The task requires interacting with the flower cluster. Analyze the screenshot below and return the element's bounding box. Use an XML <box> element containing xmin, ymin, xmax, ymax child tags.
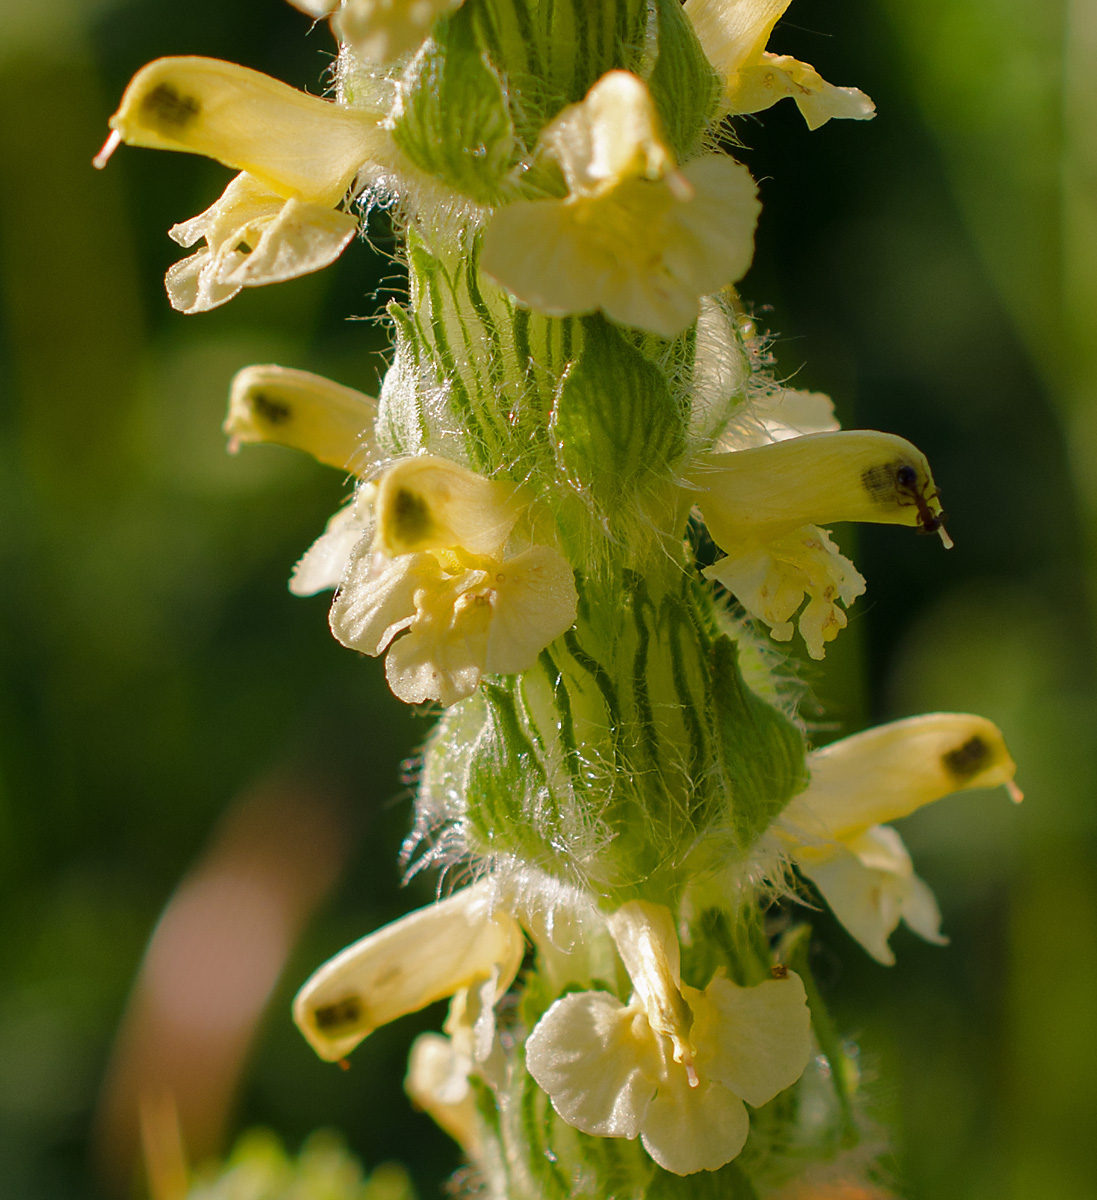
<box><xmin>101</xmin><ymin>0</ymin><xmax>1021</xmax><ymax>1194</ymax></box>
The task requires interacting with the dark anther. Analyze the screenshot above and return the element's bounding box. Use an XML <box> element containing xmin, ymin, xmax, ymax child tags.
<box><xmin>942</xmin><ymin>735</ymin><xmax>990</xmax><ymax>780</ymax></box>
<box><xmin>140</xmin><ymin>83</ymin><xmax>201</xmax><ymax>131</ymax></box>
<box><xmin>251</xmin><ymin>392</ymin><xmax>292</xmax><ymax>425</ymax></box>
<box><xmin>313</xmin><ymin>995</ymin><xmax>363</xmax><ymax>1030</ymax></box>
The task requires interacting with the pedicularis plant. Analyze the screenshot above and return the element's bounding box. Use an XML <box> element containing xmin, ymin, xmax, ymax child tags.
<box><xmin>97</xmin><ymin>2</ymin><xmax>1022</xmax><ymax>1196</ymax></box>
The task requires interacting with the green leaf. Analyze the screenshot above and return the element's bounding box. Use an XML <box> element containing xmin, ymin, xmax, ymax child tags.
<box><xmin>645</xmin><ymin>0</ymin><xmax>721</xmax><ymax>159</ymax></box>
<box><xmin>711</xmin><ymin>634</ymin><xmax>807</xmax><ymax>847</ymax></box>
<box><xmin>553</xmin><ymin>315</ymin><xmax>687</xmax><ymax>515</ymax></box>
<box><xmin>392</xmin><ymin>3</ymin><xmax>514</xmax><ymax>205</ymax></box>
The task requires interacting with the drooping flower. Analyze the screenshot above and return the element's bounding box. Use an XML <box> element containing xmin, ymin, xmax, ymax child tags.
<box><xmin>690</xmin><ymin>429</ymin><xmax>950</xmax><ymax>658</ymax></box>
<box><xmin>405</xmin><ymin>976</ymin><xmax>499</xmax><ymax>1156</ymax></box>
<box><xmin>225</xmin><ymin>364</ymin><xmax>377</xmax><ymax>471</ymax></box>
<box><xmin>330</xmin><ymin>455</ymin><xmax>578</xmax><ymax>706</ymax></box>
<box><xmin>773</xmin><ymin>714</ymin><xmax>1021</xmax><ymax>963</ymax></box>
<box><xmin>525</xmin><ymin>901</ymin><xmax>812</xmax><ymax>1175</ymax></box>
<box><xmin>95</xmin><ymin>57</ymin><xmax>389</xmax><ymax>309</ymax></box>
<box><xmin>224</xmin><ymin>363</ymin><xmax>379</xmax><ymax>594</ymax></box>
<box><xmin>683</xmin><ymin>0</ymin><xmax>876</xmax><ymax>128</ymax></box>
<box><xmin>481</xmin><ymin>71</ymin><xmax>760</xmax><ymax>339</ymax></box>
<box><xmin>293</xmin><ymin>880</ymin><xmax>525</xmax><ymax>1062</ymax></box>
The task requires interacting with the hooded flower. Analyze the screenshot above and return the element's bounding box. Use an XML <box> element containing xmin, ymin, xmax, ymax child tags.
<box><xmin>331</xmin><ymin>455</ymin><xmax>579</xmax><ymax>705</ymax></box>
<box><xmin>525</xmin><ymin>901</ymin><xmax>811</xmax><ymax>1175</ymax></box>
<box><xmin>224</xmin><ymin>363</ymin><xmax>378</xmax><ymax>593</ymax></box>
<box><xmin>95</xmin><ymin>57</ymin><xmax>389</xmax><ymax>309</ymax></box>
<box><xmin>293</xmin><ymin>880</ymin><xmax>525</xmax><ymax>1061</ymax></box>
<box><xmin>481</xmin><ymin>71</ymin><xmax>760</xmax><ymax>339</ymax></box>
<box><xmin>683</xmin><ymin>0</ymin><xmax>875</xmax><ymax>128</ymax></box>
<box><xmin>774</xmin><ymin>714</ymin><xmax>1021</xmax><ymax>963</ymax></box>
<box><xmin>690</xmin><ymin>429</ymin><xmax>950</xmax><ymax>658</ymax></box>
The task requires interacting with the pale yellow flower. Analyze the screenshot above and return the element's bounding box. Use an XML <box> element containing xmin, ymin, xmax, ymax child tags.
<box><xmin>331</xmin><ymin>456</ymin><xmax>578</xmax><ymax>706</ymax></box>
<box><xmin>405</xmin><ymin>978</ymin><xmax>499</xmax><ymax>1155</ymax></box>
<box><xmin>95</xmin><ymin>57</ymin><xmax>389</xmax><ymax>308</ymax></box>
<box><xmin>683</xmin><ymin>0</ymin><xmax>875</xmax><ymax>128</ymax></box>
<box><xmin>525</xmin><ymin>901</ymin><xmax>811</xmax><ymax>1175</ymax></box>
<box><xmin>481</xmin><ymin>71</ymin><xmax>760</xmax><ymax>339</ymax></box>
<box><xmin>225</xmin><ymin>364</ymin><xmax>377</xmax><ymax>471</ymax></box>
<box><xmin>294</xmin><ymin>880</ymin><xmax>525</xmax><ymax>1061</ymax></box>
<box><xmin>223</xmin><ymin>365</ymin><xmax>378</xmax><ymax>593</ymax></box>
<box><xmin>692</xmin><ymin>429</ymin><xmax>950</xmax><ymax>657</ymax></box>
<box><xmin>775</xmin><ymin>714</ymin><xmax>1021</xmax><ymax>963</ymax></box>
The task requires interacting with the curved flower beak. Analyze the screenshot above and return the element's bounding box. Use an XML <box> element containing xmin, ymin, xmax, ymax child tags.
<box><xmin>693</xmin><ymin>430</ymin><xmax>950</xmax><ymax>545</ymax></box>
<box><xmin>226</xmin><ymin>365</ymin><xmax>377</xmax><ymax>473</ymax></box>
<box><xmin>293</xmin><ymin>881</ymin><xmax>525</xmax><ymax>1061</ymax></box>
<box><xmin>94</xmin><ymin>56</ymin><xmax>382</xmax><ymax>207</ymax></box>
<box><xmin>776</xmin><ymin>713</ymin><xmax>1020</xmax><ymax>962</ymax></box>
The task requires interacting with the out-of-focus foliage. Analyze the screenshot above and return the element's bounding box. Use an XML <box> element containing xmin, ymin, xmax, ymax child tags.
<box><xmin>187</xmin><ymin>1130</ymin><xmax>413</xmax><ymax>1200</ymax></box>
<box><xmin>0</xmin><ymin>1</ymin><xmax>1094</xmax><ymax>1199</ymax></box>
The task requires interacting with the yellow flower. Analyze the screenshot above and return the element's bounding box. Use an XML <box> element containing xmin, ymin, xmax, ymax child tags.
<box><xmin>223</xmin><ymin>364</ymin><xmax>378</xmax><ymax>593</ymax></box>
<box><xmin>225</xmin><ymin>364</ymin><xmax>377</xmax><ymax>471</ymax></box>
<box><xmin>683</xmin><ymin>0</ymin><xmax>875</xmax><ymax>128</ymax></box>
<box><xmin>775</xmin><ymin>714</ymin><xmax>1021</xmax><ymax>963</ymax></box>
<box><xmin>525</xmin><ymin>901</ymin><xmax>811</xmax><ymax>1175</ymax></box>
<box><xmin>95</xmin><ymin>57</ymin><xmax>389</xmax><ymax>308</ymax></box>
<box><xmin>164</xmin><ymin>174</ymin><xmax>359</xmax><ymax>313</ymax></box>
<box><xmin>480</xmin><ymin>71</ymin><xmax>760</xmax><ymax>339</ymax></box>
<box><xmin>405</xmin><ymin>979</ymin><xmax>499</xmax><ymax>1156</ymax></box>
<box><xmin>331</xmin><ymin>456</ymin><xmax>578</xmax><ymax>706</ymax></box>
<box><xmin>293</xmin><ymin>880</ymin><xmax>525</xmax><ymax>1062</ymax></box>
<box><xmin>691</xmin><ymin>429</ymin><xmax>950</xmax><ymax>658</ymax></box>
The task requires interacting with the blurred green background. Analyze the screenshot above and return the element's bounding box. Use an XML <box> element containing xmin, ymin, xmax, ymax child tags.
<box><xmin>1</xmin><ymin>1</ymin><xmax>1094</xmax><ymax>1197</ymax></box>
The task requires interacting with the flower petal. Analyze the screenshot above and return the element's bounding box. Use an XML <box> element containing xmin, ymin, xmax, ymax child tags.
<box><xmin>640</xmin><ymin>1057</ymin><xmax>750</xmax><ymax>1175</ymax></box>
<box><xmin>605</xmin><ymin>902</ymin><xmax>696</xmax><ymax>1068</ymax></box>
<box><xmin>684</xmin><ymin>0</ymin><xmax>791</xmax><ymax>81</ymax></box>
<box><xmin>732</xmin><ymin>54</ymin><xmax>875</xmax><ymax>129</ymax></box>
<box><xmin>383</xmin><ymin>586</ymin><xmax>491</xmax><ymax>706</ymax></box>
<box><xmin>481</xmin><ymin>545</ymin><xmax>578</xmax><ymax>674</ymax></box>
<box><xmin>375</xmin><ymin>456</ymin><xmax>526</xmax><ymax>558</ymax></box>
<box><xmin>290</xmin><ymin>493</ymin><xmax>374</xmax><ymax>596</ymax></box>
<box><xmin>406</xmin><ymin>1031</ymin><xmax>481</xmax><ymax>1153</ymax></box>
<box><xmin>706</xmin><ymin>525</ymin><xmax>865</xmax><ymax>659</ymax></box>
<box><xmin>795</xmin><ymin>838</ymin><xmax>906</xmax><ymax>966</ymax></box>
<box><xmin>526</xmin><ymin>992</ymin><xmax>659</xmax><ymax>1139</ymax></box>
<box><xmin>330</xmin><ymin>547</ymin><xmax>439</xmax><ymax>655</ymax></box>
<box><xmin>293</xmin><ymin>881</ymin><xmax>524</xmax><ymax>1060</ymax></box>
<box><xmin>226</xmin><ymin>364</ymin><xmax>376</xmax><ymax>472</ymax></box>
<box><xmin>164</xmin><ymin>174</ymin><xmax>357</xmax><ymax>313</ymax></box>
<box><xmin>335</xmin><ymin>0</ymin><xmax>466</xmax><ymax>64</ymax></box>
<box><xmin>693</xmin><ymin>430</ymin><xmax>947</xmax><ymax>545</ymax></box>
<box><xmin>785</xmin><ymin>713</ymin><xmax>1019</xmax><ymax>843</ymax></box>
<box><xmin>541</xmin><ymin>70</ymin><xmax>673</xmax><ymax>195</ymax></box>
<box><xmin>689</xmin><ymin>973</ymin><xmax>812</xmax><ymax>1107</ymax></box>
<box><xmin>102</xmin><ymin>56</ymin><xmax>382</xmax><ymax>205</ymax></box>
